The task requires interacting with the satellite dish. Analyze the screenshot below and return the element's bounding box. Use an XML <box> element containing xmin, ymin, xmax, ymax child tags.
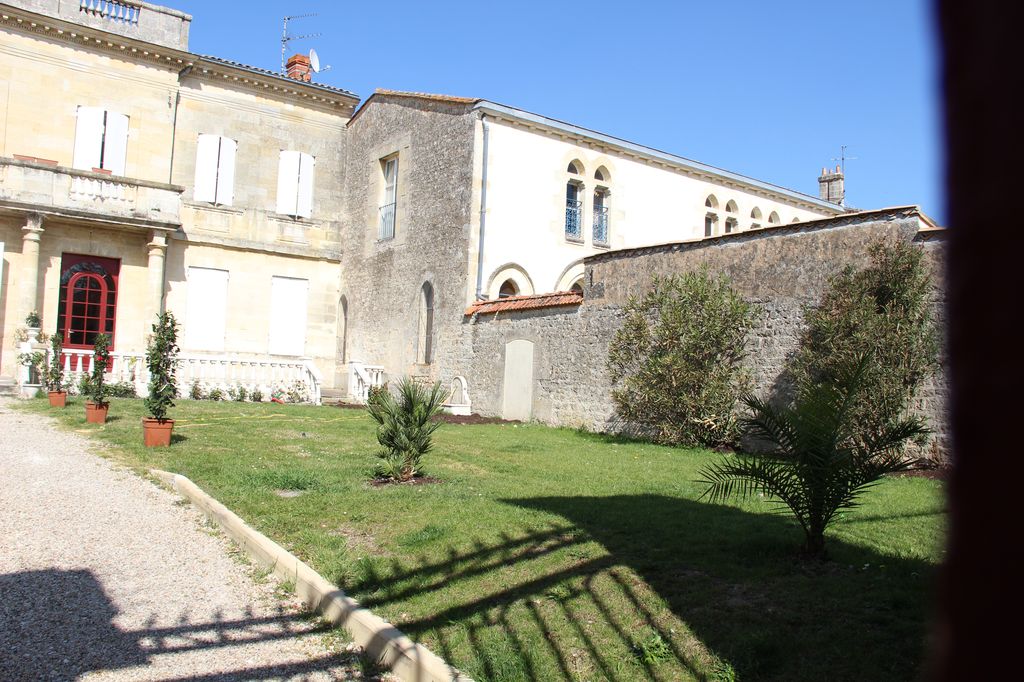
<box><xmin>309</xmin><ymin>48</ymin><xmax>320</xmax><ymax>73</ymax></box>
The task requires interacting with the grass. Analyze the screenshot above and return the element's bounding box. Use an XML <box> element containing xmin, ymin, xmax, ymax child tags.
<box><xmin>17</xmin><ymin>396</ymin><xmax>946</xmax><ymax>681</ymax></box>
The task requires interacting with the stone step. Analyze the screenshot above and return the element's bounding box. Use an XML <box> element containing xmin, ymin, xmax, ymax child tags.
<box><xmin>0</xmin><ymin>377</ymin><xmax>18</xmax><ymax>397</ymax></box>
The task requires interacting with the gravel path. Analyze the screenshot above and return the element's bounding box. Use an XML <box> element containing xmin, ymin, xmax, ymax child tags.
<box><xmin>0</xmin><ymin>398</ymin><xmax>369</xmax><ymax>681</ymax></box>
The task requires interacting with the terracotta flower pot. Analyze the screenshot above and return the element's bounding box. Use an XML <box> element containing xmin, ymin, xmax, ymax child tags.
<box><xmin>142</xmin><ymin>418</ymin><xmax>174</xmax><ymax>447</ymax></box>
<box><xmin>48</xmin><ymin>391</ymin><xmax>67</xmax><ymax>408</ymax></box>
<box><xmin>85</xmin><ymin>401</ymin><xmax>109</xmax><ymax>424</ymax></box>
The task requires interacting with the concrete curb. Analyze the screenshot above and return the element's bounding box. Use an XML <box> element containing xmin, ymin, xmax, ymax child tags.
<box><xmin>150</xmin><ymin>469</ymin><xmax>470</xmax><ymax>682</ymax></box>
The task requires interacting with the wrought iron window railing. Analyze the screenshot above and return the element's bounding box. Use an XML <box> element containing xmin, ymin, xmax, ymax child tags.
<box><xmin>593</xmin><ymin>205</ymin><xmax>609</xmax><ymax>246</ymax></box>
<box><xmin>378</xmin><ymin>202</ymin><xmax>396</xmax><ymax>240</ymax></box>
<box><xmin>565</xmin><ymin>200</ymin><xmax>583</xmax><ymax>241</ymax></box>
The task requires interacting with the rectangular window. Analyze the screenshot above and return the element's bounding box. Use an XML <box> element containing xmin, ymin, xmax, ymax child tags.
<box><xmin>268</xmin><ymin>276</ymin><xmax>308</xmax><ymax>356</ymax></box>
<box><xmin>276</xmin><ymin>150</ymin><xmax>315</xmax><ymax>218</ymax></box>
<box><xmin>73</xmin><ymin>106</ymin><xmax>129</xmax><ymax>175</ymax></box>
<box><xmin>193</xmin><ymin>134</ymin><xmax>237</xmax><ymax>205</ymax></box>
<box><xmin>184</xmin><ymin>267</ymin><xmax>228</xmax><ymax>352</ymax></box>
<box><xmin>378</xmin><ymin>156</ymin><xmax>398</xmax><ymax>240</ymax></box>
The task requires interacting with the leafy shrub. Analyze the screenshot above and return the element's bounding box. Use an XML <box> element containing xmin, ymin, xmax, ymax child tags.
<box><xmin>144</xmin><ymin>312</ymin><xmax>179</xmax><ymax>422</ymax></box>
<box><xmin>789</xmin><ymin>238</ymin><xmax>940</xmax><ymax>443</ymax></box>
<box><xmin>227</xmin><ymin>385</ymin><xmax>248</xmax><ymax>402</ymax></box>
<box><xmin>25</xmin><ymin>310</ymin><xmax>41</xmax><ymax>327</ymax></box>
<box><xmin>18</xmin><ymin>351</ymin><xmax>45</xmax><ymax>385</ymax></box>
<box><xmin>46</xmin><ymin>334</ymin><xmax>64</xmax><ymax>392</ymax></box>
<box><xmin>189</xmin><ymin>380</ymin><xmax>205</xmax><ymax>400</ymax></box>
<box><xmin>88</xmin><ymin>334</ymin><xmax>111</xmax><ymax>405</ymax></box>
<box><xmin>251</xmin><ymin>388</ymin><xmax>264</xmax><ymax>403</ymax></box>
<box><xmin>699</xmin><ymin>356</ymin><xmax>929</xmax><ymax>558</ymax></box>
<box><xmin>607</xmin><ymin>268</ymin><xmax>756</xmax><ymax>447</ymax></box>
<box><xmin>367</xmin><ymin>377</ymin><xmax>446</xmax><ymax>482</ymax></box>
<box><xmin>286</xmin><ymin>381</ymin><xmax>307</xmax><ymax>403</ymax></box>
<box><xmin>207</xmin><ymin>387</ymin><xmax>225</xmax><ymax>401</ymax></box>
<box><xmin>106</xmin><ymin>381</ymin><xmax>138</xmax><ymax>398</ymax></box>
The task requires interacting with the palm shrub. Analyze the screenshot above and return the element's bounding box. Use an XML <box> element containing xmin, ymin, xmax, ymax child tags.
<box><xmin>46</xmin><ymin>334</ymin><xmax>64</xmax><ymax>392</ymax></box>
<box><xmin>607</xmin><ymin>268</ymin><xmax>756</xmax><ymax>447</ymax></box>
<box><xmin>88</xmin><ymin>333</ymin><xmax>111</xmax><ymax>406</ymax></box>
<box><xmin>789</xmin><ymin>238</ymin><xmax>939</xmax><ymax>445</ymax></box>
<box><xmin>698</xmin><ymin>355</ymin><xmax>929</xmax><ymax>558</ymax></box>
<box><xmin>145</xmin><ymin>312</ymin><xmax>179</xmax><ymax>422</ymax></box>
<box><xmin>367</xmin><ymin>377</ymin><xmax>447</xmax><ymax>482</ymax></box>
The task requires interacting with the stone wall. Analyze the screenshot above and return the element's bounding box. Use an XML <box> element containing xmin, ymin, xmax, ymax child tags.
<box><xmin>443</xmin><ymin>208</ymin><xmax>949</xmax><ymax>460</ymax></box>
<box><xmin>341</xmin><ymin>95</ymin><xmax>478</xmax><ymax>385</ymax></box>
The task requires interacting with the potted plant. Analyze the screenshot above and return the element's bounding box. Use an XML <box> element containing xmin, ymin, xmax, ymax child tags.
<box><xmin>84</xmin><ymin>333</ymin><xmax>111</xmax><ymax>424</ymax></box>
<box><xmin>17</xmin><ymin>350</ymin><xmax>45</xmax><ymax>398</ymax></box>
<box><xmin>46</xmin><ymin>334</ymin><xmax>67</xmax><ymax>407</ymax></box>
<box><xmin>24</xmin><ymin>310</ymin><xmax>41</xmax><ymax>344</ymax></box>
<box><xmin>142</xmin><ymin>312</ymin><xmax>179</xmax><ymax>447</ymax></box>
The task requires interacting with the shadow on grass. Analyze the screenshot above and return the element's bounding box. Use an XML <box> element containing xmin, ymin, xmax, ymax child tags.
<box><xmin>170</xmin><ymin>433</ymin><xmax>188</xmax><ymax>445</ymax></box>
<box><xmin>349</xmin><ymin>496</ymin><xmax>936</xmax><ymax>681</ymax></box>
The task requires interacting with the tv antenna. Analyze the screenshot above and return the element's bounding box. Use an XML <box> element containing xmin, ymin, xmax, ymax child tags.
<box><xmin>830</xmin><ymin>145</ymin><xmax>858</xmax><ymax>206</ymax></box>
<box><xmin>281</xmin><ymin>13</ymin><xmax>320</xmax><ymax>73</ymax></box>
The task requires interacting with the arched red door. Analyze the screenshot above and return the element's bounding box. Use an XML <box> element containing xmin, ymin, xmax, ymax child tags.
<box><xmin>56</xmin><ymin>254</ymin><xmax>119</xmax><ymax>369</ymax></box>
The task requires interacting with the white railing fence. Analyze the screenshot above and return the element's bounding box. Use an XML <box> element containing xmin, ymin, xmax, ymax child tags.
<box><xmin>57</xmin><ymin>349</ymin><xmax>322</xmax><ymax>404</ymax></box>
<box><xmin>80</xmin><ymin>0</ymin><xmax>141</xmax><ymax>25</ymax></box>
<box><xmin>69</xmin><ymin>175</ymin><xmax>136</xmax><ymax>205</ymax></box>
<box><xmin>348</xmin><ymin>361</ymin><xmax>385</xmax><ymax>403</ymax></box>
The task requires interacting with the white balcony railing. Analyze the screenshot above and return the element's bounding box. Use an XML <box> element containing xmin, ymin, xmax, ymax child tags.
<box><xmin>348</xmin><ymin>361</ymin><xmax>385</xmax><ymax>403</ymax></box>
<box><xmin>70</xmin><ymin>175</ymin><xmax>134</xmax><ymax>205</ymax></box>
<box><xmin>79</xmin><ymin>0</ymin><xmax>141</xmax><ymax>25</ymax></box>
<box><xmin>57</xmin><ymin>349</ymin><xmax>322</xmax><ymax>404</ymax></box>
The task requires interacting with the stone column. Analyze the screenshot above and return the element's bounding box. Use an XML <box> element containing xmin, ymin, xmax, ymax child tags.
<box><xmin>146</xmin><ymin>230</ymin><xmax>168</xmax><ymax>325</ymax></box>
<box><xmin>19</xmin><ymin>213</ymin><xmax>44</xmax><ymax>323</ymax></box>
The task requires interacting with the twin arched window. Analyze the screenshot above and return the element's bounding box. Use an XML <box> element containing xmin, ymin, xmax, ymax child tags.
<box><xmin>565</xmin><ymin>161</ymin><xmax>611</xmax><ymax>246</ymax></box>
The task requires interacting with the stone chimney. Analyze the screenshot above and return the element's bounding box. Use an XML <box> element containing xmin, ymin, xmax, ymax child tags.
<box><xmin>286</xmin><ymin>53</ymin><xmax>312</xmax><ymax>82</ymax></box>
<box><xmin>818</xmin><ymin>165</ymin><xmax>844</xmax><ymax>205</ymax></box>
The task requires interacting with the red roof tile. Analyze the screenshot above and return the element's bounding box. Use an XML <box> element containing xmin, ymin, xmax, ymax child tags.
<box><xmin>465</xmin><ymin>291</ymin><xmax>583</xmax><ymax>316</ymax></box>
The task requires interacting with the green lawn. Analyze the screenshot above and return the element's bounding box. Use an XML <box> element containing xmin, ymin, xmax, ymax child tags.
<box><xmin>17</xmin><ymin>397</ymin><xmax>946</xmax><ymax>681</ymax></box>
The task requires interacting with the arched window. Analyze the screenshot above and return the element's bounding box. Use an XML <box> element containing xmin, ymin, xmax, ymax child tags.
<box><xmin>499</xmin><ymin>279</ymin><xmax>519</xmax><ymax>298</ymax></box>
<box><xmin>56</xmin><ymin>255</ymin><xmax>119</xmax><ymax>351</ymax></box>
<box><xmin>750</xmin><ymin>207</ymin><xmax>763</xmax><ymax>229</ymax></box>
<box><xmin>791</xmin><ymin>217</ymin><xmax>801</xmax><ymax>223</ymax></box>
<box><xmin>338</xmin><ymin>295</ymin><xmax>348</xmax><ymax>364</ymax></box>
<box><xmin>565</xmin><ymin>180</ymin><xmax>583</xmax><ymax>241</ymax></box>
<box><xmin>768</xmin><ymin>211</ymin><xmax>781</xmax><ymax>225</ymax></box>
<box><xmin>570</xmin><ymin>278</ymin><xmax>584</xmax><ymax>295</ymax></box>
<box><xmin>725</xmin><ymin>200</ymin><xmax>738</xmax><ymax>214</ymax></box>
<box><xmin>594</xmin><ymin>165</ymin><xmax>610</xmax><ymax>182</ymax></box>
<box><xmin>705</xmin><ymin>194</ymin><xmax>719</xmax><ymax>209</ymax></box>
<box><xmin>418</xmin><ymin>282</ymin><xmax>434</xmax><ymax>364</ymax></box>
<box><xmin>567</xmin><ymin>160</ymin><xmax>583</xmax><ymax>175</ymax></box>
<box><xmin>593</xmin><ymin>188</ymin><xmax>609</xmax><ymax>246</ymax></box>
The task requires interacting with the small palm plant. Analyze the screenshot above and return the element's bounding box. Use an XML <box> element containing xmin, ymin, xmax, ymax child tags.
<box><xmin>145</xmin><ymin>312</ymin><xmax>179</xmax><ymax>422</ymax></box>
<box><xmin>698</xmin><ymin>355</ymin><xmax>929</xmax><ymax>558</ymax></box>
<box><xmin>367</xmin><ymin>377</ymin><xmax>447</xmax><ymax>482</ymax></box>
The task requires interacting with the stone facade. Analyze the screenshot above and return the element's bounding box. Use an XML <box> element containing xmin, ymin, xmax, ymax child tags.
<box><xmin>339</xmin><ymin>96</ymin><xmax>478</xmax><ymax>383</ymax></box>
<box><xmin>442</xmin><ymin>208</ymin><xmax>949</xmax><ymax>460</ymax></box>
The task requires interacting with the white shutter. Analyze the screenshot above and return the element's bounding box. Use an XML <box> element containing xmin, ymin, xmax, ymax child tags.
<box><xmin>276</xmin><ymin>150</ymin><xmax>300</xmax><ymax>215</ymax></box>
<box><xmin>295</xmin><ymin>153</ymin><xmax>315</xmax><ymax>219</ymax></box>
<box><xmin>215</xmin><ymin>137</ymin><xmax>237</xmax><ymax>206</ymax></box>
<box><xmin>193</xmin><ymin>134</ymin><xmax>219</xmax><ymax>203</ymax></box>
<box><xmin>384</xmin><ymin>158</ymin><xmax>398</xmax><ymax>204</ymax></box>
<box><xmin>268</xmin><ymin>276</ymin><xmax>308</xmax><ymax>356</ymax></box>
<box><xmin>102</xmin><ymin>111</ymin><xmax>129</xmax><ymax>175</ymax></box>
<box><xmin>184</xmin><ymin>267</ymin><xmax>229</xmax><ymax>352</ymax></box>
<box><xmin>72</xmin><ymin>106</ymin><xmax>104</xmax><ymax>171</ymax></box>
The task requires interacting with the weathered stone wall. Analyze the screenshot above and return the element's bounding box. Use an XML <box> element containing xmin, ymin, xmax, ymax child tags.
<box><xmin>341</xmin><ymin>96</ymin><xmax>478</xmax><ymax>386</ymax></box>
<box><xmin>444</xmin><ymin>208</ymin><xmax>950</xmax><ymax>460</ymax></box>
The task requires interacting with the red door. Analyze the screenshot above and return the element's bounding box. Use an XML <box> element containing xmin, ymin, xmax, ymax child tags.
<box><xmin>56</xmin><ymin>254</ymin><xmax>120</xmax><ymax>370</ymax></box>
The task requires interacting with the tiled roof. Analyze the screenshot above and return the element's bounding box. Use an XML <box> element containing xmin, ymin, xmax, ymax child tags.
<box><xmin>465</xmin><ymin>291</ymin><xmax>584</xmax><ymax>316</ymax></box>
<box><xmin>198</xmin><ymin>55</ymin><xmax>360</xmax><ymax>100</ymax></box>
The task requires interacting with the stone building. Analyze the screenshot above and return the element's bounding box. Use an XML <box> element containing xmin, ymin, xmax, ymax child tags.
<box><xmin>0</xmin><ymin>0</ymin><xmax>944</xmax><ymax>448</ymax></box>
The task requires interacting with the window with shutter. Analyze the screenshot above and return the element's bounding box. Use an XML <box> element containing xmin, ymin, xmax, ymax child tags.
<box><xmin>194</xmin><ymin>135</ymin><xmax>237</xmax><ymax>206</ymax></box>
<box><xmin>184</xmin><ymin>267</ymin><xmax>229</xmax><ymax>352</ymax></box>
<box><xmin>276</xmin><ymin>150</ymin><xmax>315</xmax><ymax>218</ymax></box>
<box><xmin>73</xmin><ymin>107</ymin><xmax>129</xmax><ymax>174</ymax></box>
<box><xmin>268</xmin><ymin>276</ymin><xmax>308</xmax><ymax>356</ymax></box>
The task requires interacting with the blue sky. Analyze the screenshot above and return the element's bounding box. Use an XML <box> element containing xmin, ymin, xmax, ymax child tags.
<box><xmin>172</xmin><ymin>0</ymin><xmax>942</xmax><ymax>221</ymax></box>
